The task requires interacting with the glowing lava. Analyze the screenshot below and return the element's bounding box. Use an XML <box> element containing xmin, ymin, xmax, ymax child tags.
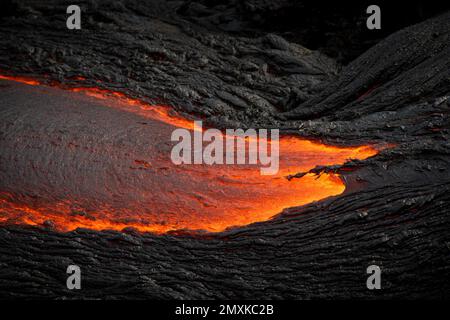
<box><xmin>0</xmin><ymin>75</ymin><xmax>378</xmax><ymax>233</ymax></box>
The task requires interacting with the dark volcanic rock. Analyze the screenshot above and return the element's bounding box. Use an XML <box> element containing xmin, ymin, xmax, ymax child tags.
<box><xmin>177</xmin><ymin>0</ymin><xmax>450</xmax><ymax>64</ymax></box>
<box><xmin>0</xmin><ymin>0</ymin><xmax>449</xmax><ymax>299</ymax></box>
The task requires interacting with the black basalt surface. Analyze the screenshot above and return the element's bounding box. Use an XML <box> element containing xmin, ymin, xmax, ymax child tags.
<box><xmin>0</xmin><ymin>0</ymin><xmax>449</xmax><ymax>299</ymax></box>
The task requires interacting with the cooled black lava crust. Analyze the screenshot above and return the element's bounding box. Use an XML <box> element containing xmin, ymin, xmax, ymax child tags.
<box><xmin>0</xmin><ymin>0</ymin><xmax>449</xmax><ymax>299</ymax></box>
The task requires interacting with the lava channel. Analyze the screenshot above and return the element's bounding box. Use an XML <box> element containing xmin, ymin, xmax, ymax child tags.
<box><xmin>0</xmin><ymin>75</ymin><xmax>378</xmax><ymax>234</ymax></box>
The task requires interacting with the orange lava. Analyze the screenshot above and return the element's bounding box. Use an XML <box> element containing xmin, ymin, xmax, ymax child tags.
<box><xmin>68</xmin><ymin>86</ymin><xmax>195</xmax><ymax>130</ymax></box>
<box><xmin>0</xmin><ymin>75</ymin><xmax>378</xmax><ymax>234</ymax></box>
<box><xmin>0</xmin><ymin>74</ymin><xmax>40</xmax><ymax>86</ymax></box>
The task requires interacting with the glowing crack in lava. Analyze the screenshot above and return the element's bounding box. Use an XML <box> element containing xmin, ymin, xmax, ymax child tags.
<box><xmin>0</xmin><ymin>75</ymin><xmax>378</xmax><ymax>233</ymax></box>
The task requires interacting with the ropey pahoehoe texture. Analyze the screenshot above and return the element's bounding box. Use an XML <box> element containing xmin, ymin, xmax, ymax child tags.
<box><xmin>0</xmin><ymin>0</ymin><xmax>449</xmax><ymax>299</ymax></box>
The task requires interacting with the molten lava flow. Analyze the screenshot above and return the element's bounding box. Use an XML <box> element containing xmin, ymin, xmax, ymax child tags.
<box><xmin>0</xmin><ymin>75</ymin><xmax>378</xmax><ymax>234</ymax></box>
<box><xmin>0</xmin><ymin>74</ymin><xmax>40</xmax><ymax>86</ymax></box>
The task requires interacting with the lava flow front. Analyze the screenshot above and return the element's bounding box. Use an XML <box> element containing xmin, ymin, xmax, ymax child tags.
<box><xmin>0</xmin><ymin>76</ymin><xmax>377</xmax><ymax>233</ymax></box>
